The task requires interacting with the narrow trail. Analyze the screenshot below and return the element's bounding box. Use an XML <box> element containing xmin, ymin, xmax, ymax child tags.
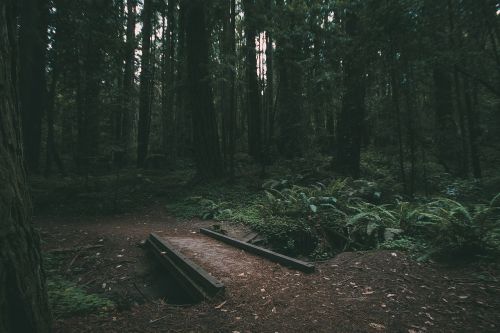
<box><xmin>38</xmin><ymin>209</ymin><xmax>500</xmax><ymax>333</ymax></box>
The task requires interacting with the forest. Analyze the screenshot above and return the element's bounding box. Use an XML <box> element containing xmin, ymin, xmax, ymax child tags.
<box><xmin>1</xmin><ymin>0</ymin><xmax>500</xmax><ymax>332</ymax></box>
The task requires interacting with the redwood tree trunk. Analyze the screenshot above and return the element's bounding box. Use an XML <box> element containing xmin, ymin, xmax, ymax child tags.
<box><xmin>334</xmin><ymin>10</ymin><xmax>365</xmax><ymax>177</ymax></box>
<box><xmin>0</xmin><ymin>1</ymin><xmax>52</xmax><ymax>331</ymax></box>
<box><xmin>185</xmin><ymin>0</ymin><xmax>223</xmax><ymax>178</ymax></box>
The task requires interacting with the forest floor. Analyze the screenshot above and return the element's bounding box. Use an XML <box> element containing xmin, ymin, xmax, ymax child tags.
<box><xmin>37</xmin><ymin>205</ymin><xmax>500</xmax><ymax>333</ymax></box>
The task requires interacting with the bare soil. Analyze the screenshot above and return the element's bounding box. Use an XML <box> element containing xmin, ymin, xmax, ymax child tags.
<box><xmin>37</xmin><ymin>206</ymin><xmax>500</xmax><ymax>333</ymax></box>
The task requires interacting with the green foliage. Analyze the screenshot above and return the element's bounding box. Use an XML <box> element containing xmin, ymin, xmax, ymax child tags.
<box><xmin>410</xmin><ymin>195</ymin><xmax>500</xmax><ymax>258</ymax></box>
<box><xmin>44</xmin><ymin>253</ymin><xmax>114</xmax><ymax>318</ymax></box>
<box><xmin>47</xmin><ymin>277</ymin><xmax>114</xmax><ymax>318</ymax></box>
<box><xmin>168</xmin><ymin>169</ymin><xmax>499</xmax><ymax>261</ymax></box>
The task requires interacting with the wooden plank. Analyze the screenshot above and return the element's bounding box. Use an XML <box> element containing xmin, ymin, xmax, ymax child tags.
<box><xmin>145</xmin><ymin>233</ymin><xmax>224</xmax><ymax>300</ymax></box>
<box><xmin>199</xmin><ymin>228</ymin><xmax>315</xmax><ymax>273</ymax></box>
<box><xmin>241</xmin><ymin>232</ymin><xmax>259</xmax><ymax>243</ymax></box>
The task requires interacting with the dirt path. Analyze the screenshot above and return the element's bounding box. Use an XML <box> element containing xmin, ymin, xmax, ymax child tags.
<box><xmin>37</xmin><ymin>208</ymin><xmax>500</xmax><ymax>333</ymax></box>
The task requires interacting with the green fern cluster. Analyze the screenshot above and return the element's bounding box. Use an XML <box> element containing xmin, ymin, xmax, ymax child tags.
<box><xmin>409</xmin><ymin>194</ymin><xmax>500</xmax><ymax>257</ymax></box>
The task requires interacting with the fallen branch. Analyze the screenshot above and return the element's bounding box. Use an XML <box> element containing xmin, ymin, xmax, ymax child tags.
<box><xmin>47</xmin><ymin>244</ymin><xmax>104</xmax><ymax>254</ymax></box>
<box><xmin>133</xmin><ymin>282</ymin><xmax>151</xmax><ymax>302</ymax></box>
<box><xmin>149</xmin><ymin>315</ymin><xmax>168</xmax><ymax>324</ymax></box>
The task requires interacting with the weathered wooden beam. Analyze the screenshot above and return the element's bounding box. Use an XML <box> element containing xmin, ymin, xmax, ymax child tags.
<box><xmin>145</xmin><ymin>233</ymin><xmax>224</xmax><ymax>301</ymax></box>
<box><xmin>199</xmin><ymin>228</ymin><xmax>315</xmax><ymax>273</ymax></box>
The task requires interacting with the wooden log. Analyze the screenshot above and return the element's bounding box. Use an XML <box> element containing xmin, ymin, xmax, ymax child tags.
<box><xmin>199</xmin><ymin>228</ymin><xmax>315</xmax><ymax>273</ymax></box>
<box><xmin>145</xmin><ymin>233</ymin><xmax>224</xmax><ymax>301</ymax></box>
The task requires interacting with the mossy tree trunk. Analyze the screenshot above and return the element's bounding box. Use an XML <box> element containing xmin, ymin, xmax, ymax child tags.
<box><xmin>0</xmin><ymin>1</ymin><xmax>52</xmax><ymax>331</ymax></box>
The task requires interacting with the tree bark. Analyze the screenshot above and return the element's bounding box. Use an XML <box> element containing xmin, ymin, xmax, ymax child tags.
<box><xmin>137</xmin><ymin>0</ymin><xmax>153</xmax><ymax>168</ymax></box>
<box><xmin>45</xmin><ymin>2</ymin><xmax>65</xmax><ymax>177</ymax></box>
<box><xmin>433</xmin><ymin>67</ymin><xmax>458</xmax><ymax>174</ymax></box>
<box><xmin>19</xmin><ymin>0</ymin><xmax>48</xmax><ymax>173</ymax></box>
<box><xmin>334</xmin><ymin>10</ymin><xmax>365</xmax><ymax>178</ymax></box>
<box><xmin>76</xmin><ymin>0</ymin><xmax>106</xmax><ymax>173</ymax></box>
<box><xmin>161</xmin><ymin>0</ymin><xmax>176</xmax><ymax>160</ymax></box>
<box><xmin>242</xmin><ymin>0</ymin><xmax>262</xmax><ymax>160</ymax></box>
<box><xmin>0</xmin><ymin>1</ymin><xmax>52</xmax><ymax>331</ymax></box>
<box><xmin>221</xmin><ymin>0</ymin><xmax>236</xmax><ymax>175</ymax></box>
<box><xmin>119</xmin><ymin>0</ymin><xmax>136</xmax><ymax>165</ymax></box>
<box><xmin>185</xmin><ymin>0</ymin><xmax>223</xmax><ymax>178</ymax></box>
<box><xmin>275</xmin><ymin>0</ymin><xmax>306</xmax><ymax>159</ymax></box>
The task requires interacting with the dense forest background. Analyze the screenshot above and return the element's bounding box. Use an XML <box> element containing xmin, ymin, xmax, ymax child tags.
<box><xmin>21</xmin><ymin>0</ymin><xmax>500</xmax><ymax>188</ymax></box>
<box><xmin>2</xmin><ymin>0</ymin><xmax>500</xmax><ymax>331</ymax></box>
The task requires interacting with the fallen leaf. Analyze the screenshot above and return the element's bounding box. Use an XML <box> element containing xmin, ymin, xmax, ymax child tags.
<box><xmin>214</xmin><ymin>301</ymin><xmax>227</xmax><ymax>309</ymax></box>
<box><xmin>369</xmin><ymin>322</ymin><xmax>385</xmax><ymax>331</ymax></box>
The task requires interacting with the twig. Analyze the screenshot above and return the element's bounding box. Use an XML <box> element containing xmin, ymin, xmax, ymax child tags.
<box><xmin>66</xmin><ymin>252</ymin><xmax>81</xmax><ymax>272</ymax></box>
<box><xmin>133</xmin><ymin>282</ymin><xmax>151</xmax><ymax>302</ymax></box>
<box><xmin>48</xmin><ymin>244</ymin><xmax>104</xmax><ymax>254</ymax></box>
<box><xmin>149</xmin><ymin>315</ymin><xmax>168</xmax><ymax>324</ymax></box>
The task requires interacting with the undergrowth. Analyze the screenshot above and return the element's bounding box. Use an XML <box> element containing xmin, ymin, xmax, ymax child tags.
<box><xmin>168</xmin><ymin>176</ymin><xmax>500</xmax><ymax>261</ymax></box>
<box><xmin>44</xmin><ymin>253</ymin><xmax>114</xmax><ymax>318</ymax></box>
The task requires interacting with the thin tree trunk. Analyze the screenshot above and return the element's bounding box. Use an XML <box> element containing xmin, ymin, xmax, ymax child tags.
<box><xmin>464</xmin><ymin>78</ymin><xmax>482</xmax><ymax>178</ymax></box>
<box><xmin>19</xmin><ymin>0</ymin><xmax>48</xmax><ymax>173</ymax></box>
<box><xmin>137</xmin><ymin>0</ymin><xmax>153</xmax><ymax>168</ymax></box>
<box><xmin>45</xmin><ymin>44</ymin><xmax>65</xmax><ymax>177</ymax></box>
<box><xmin>121</xmin><ymin>0</ymin><xmax>136</xmax><ymax>165</ymax></box>
<box><xmin>243</xmin><ymin>0</ymin><xmax>262</xmax><ymax>160</ymax></box>
<box><xmin>390</xmin><ymin>54</ymin><xmax>407</xmax><ymax>193</ymax></box>
<box><xmin>221</xmin><ymin>0</ymin><xmax>236</xmax><ymax>175</ymax></box>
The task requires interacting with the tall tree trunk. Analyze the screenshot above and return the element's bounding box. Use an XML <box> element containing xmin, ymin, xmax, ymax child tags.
<box><xmin>242</xmin><ymin>0</ymin><xmax>262</xmax><ymax>160</ymax></box>
<box><xmin>464</xmin><ymin>78</ymin><xmax>482</xmax><ymax>178</ymax></box>
<box><xmin>185</xmin><ymin>0</ymin><xmax>223</xmax><ymax>178</ymax></box>
<box><xmin>120</xmin><ymin>0</ymin><xmax>136</xmax><ymax>165</ymax></box>
<box><xmin>334</xmin><ymin>10</ymin><xmax>365</xmax><ymax>177</ymax></box>
<box><xmin>433</xmin><ymin>67</ymin><xmax>458</xmax><ymax>174</ymax></box>
<box><xmin>77</xmin><ymin>0</ymin><xmax>105</xmax><ymax>173</ymax></box>
<box><xmin>390</xmin><ymin>53</ymin><xmax>407</xmax><ymax>192</ymax></box>
<box><xmin>176</xmin><ymin>0</ymin><xmax>190</xmax><ymax>157</ymax></box>
<box><xmin>263</xmin><ymin>0</ymin><xmax>274</xmax><ymax>165</ymax></box>
<box><xmin>44</xmin><ymin>0</ymin><xmax>65</xmax><ymax>176</ymax></box>
<box><xmin>161</xmin><ymin>0</ymin><xmax>176</xmax><ymax>160</ymax></box>
<box><xmin>275</xmin><ymin>0</ymin><xmax>306</xmax><ymax>159</ymax></box>
<box><xmin>0</xmin><ymin>1</ymin><xmax>52</xmax><ymax>331</ymax></box>
<box><xmin>137</xmin><ymin>0</ymin><xmax>153</xmax><ymax>168</ymax></box>
<box><xmin>45</xmin><ymin>34</ymin><xmax>65</xmax><ymax>177</ymax></box>
<box><xmin>221</xmin><ymin>0</ymin><xmax>236</xmax><ymax>175</ymax></box>
<box><xmin>19</xmin><ymin>0</ymin><xmax>48</xmax><ymax>173</ymax></box>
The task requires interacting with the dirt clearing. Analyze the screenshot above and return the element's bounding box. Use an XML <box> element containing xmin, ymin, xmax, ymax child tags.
<box><xmin>37</xmin><ymin>208</ymin><xmax>500</xmax><ymax>332</ymax></box>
